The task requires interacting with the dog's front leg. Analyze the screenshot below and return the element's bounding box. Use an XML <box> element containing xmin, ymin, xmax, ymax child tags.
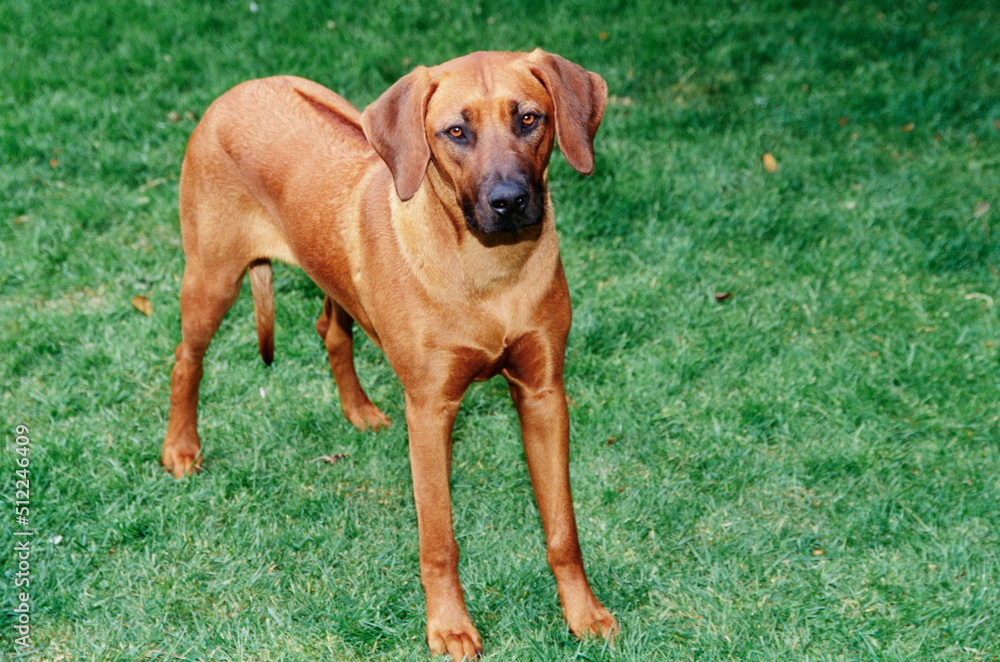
<box><xmin>505</xmin><ymin>361</ymin><xmax>618</xmax><ymax>642</ymax></box>
<box><xmin>404</xmin><ymin>388</ymin><xmax>483</xmax><ymax>661</ymax></box>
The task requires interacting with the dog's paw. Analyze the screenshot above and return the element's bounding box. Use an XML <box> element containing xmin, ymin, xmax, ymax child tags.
<box><xmin>567</xmin><ymin>602</ymin><xmax>618</xmax><ymax>643</ymax></box>
<box><xmin>345</xmin><ymin>401</ymin><xmax>391</xmax><ymax>431</ymax></box>
<box><xmin>427</xmin><ymin>619</ymin><xmax>482</xmax><ymax>661</ymax></box>
<box><xmin>161</xmin><ymin>438</ymin><xmax>202</xmax><ymax>479</ymax></box>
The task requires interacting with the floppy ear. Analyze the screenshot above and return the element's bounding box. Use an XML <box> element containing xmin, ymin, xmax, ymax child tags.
<box><xmin>361</xmin><ymin>67</ymin><xmax>434</xmax><ymax>201</ymax></box>
<box><xmin>527</xmin><ymin>50</ymin><xmax>608</xmax><ymax>175</ymax></box>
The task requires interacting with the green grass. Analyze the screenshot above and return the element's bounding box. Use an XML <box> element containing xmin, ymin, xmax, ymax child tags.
<box><xmin>2</xmin><ymin>0</ymin><xmax>999</xmax><ymax>659</ymax></box>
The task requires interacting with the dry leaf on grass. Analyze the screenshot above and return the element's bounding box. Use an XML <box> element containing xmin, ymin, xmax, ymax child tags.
<box><xmin>762</xmin><ymin>152</ymin><xmax>779</xmax><ymax>172</ymax></box>
<box><xmin>132</xmin><ymin>295</ymin><xmax>153</xmax><ymax>316</ymax></box>
<box><xmin>312</xmin><ymin>453</ymin><xmax>350</xmax><ymax>464</ymax></box>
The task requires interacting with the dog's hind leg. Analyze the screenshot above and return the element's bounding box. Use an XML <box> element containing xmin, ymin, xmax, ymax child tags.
<box><xmin>161</xmin><ymin>255</ymin><xmax>246</xmax><ymax>478</ymax></box>
<box><xmin>316</xmin><ymin>295</ymin><xmax>391</xmax><ymax>430</ymax></box>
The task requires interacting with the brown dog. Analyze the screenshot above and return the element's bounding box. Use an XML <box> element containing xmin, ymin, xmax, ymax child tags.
<box><xmin>161</xmin><ymin>49</ymin><xmax>614</xmax><ymax>659</ymax></box>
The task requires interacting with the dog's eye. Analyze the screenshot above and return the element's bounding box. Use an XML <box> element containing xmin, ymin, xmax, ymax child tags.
<box><xmin>519</xmin><ymin>113</ymin><xmax>542</xmax><ymax>136</ymax></box>
<box><xmin>448</xmin><ymin>126</ymin><xmax>465</xmax><ymax>139</ymax></box>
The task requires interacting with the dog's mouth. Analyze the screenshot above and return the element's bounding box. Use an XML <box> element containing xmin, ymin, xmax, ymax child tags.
<box><xmin>463</xmin><ymin>206</ymin><xmax>542</xmax><ymax>235</ymax></box>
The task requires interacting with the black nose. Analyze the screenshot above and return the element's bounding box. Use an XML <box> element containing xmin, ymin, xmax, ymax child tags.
<box><xmin>488</xmin><ymin>181</ymin><xmax>530</xmax><ymax>216</ymax></box>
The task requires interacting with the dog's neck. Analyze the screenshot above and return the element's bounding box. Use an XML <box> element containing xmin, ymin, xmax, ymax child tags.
<box><xmin>391</xmin><ymin>163</ymin><xmax>555</xmax><ymax>298</ymax></box>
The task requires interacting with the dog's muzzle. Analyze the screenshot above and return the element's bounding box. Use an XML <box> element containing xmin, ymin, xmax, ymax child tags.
<box><xmin>467</xmin><ymin>178</ymin><xmax>543</xmax><ymax>234</ymax></box>
<box><xmin>488</xmin><ymin>181</ymin><xmax>530</xmax><ymax>217</ymax></box>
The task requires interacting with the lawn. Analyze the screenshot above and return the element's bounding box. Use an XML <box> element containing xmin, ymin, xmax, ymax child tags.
<box><xmin>2</xmin><ymin>0</ymin><xmax>999</xmax><ymax>660</ymax></box>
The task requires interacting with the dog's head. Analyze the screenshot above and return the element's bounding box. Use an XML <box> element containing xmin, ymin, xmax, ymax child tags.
<box><xmin>361</xmin><ymin>50</ymin><xmax>607</xmax><ymax>236</ymax></box>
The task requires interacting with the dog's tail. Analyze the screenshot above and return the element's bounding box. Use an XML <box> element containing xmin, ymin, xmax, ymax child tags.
<box><xmin>248</xmin><ymin>259</ymin><xmax>275</xmax><ymax>366</ymax></box>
